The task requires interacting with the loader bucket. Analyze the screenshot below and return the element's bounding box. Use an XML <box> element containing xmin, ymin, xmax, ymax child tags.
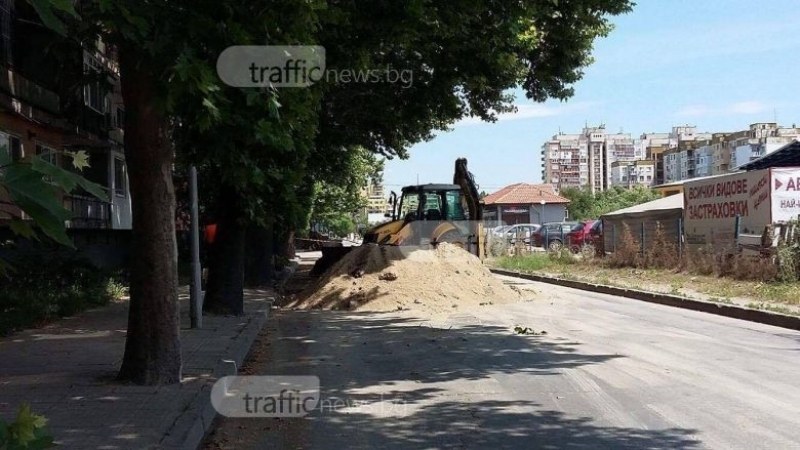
<box><xmin>311</xmin><ymin>245</ymin><xmax>356</xmax><ymax>276</ymax></box>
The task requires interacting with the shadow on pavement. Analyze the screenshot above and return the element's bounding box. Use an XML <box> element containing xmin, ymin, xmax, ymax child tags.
<box><xmin>206</xmin><ymin>310</ymin><xmax>702</xmax><ymax>449</ymax></box>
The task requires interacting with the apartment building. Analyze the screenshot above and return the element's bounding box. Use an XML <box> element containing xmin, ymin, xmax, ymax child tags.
<box><xmin>728</xmin><ymin>123</ymin><xmax>800</xmax><ymax>169</ymax></box>
<box><xmin>541</xmin><ymin>125</ymin><xmax>638</xmax><ymax>193</ymax></box>
<box><xmin>543</xmin><ymin>122</ymin><xmax>799</xmax><ymax>193</ymax></box>
<box><xmin>609</xmin><ymin>160</ymin><xmax>655</xmax><ymax>188</ymax></box>
<box><xmin>0</xmin><ymin>1</ymin><xmax>131</xmax><ymax>265</ymax></box>
<box><xmin>640</xmin><ymin>132</ymin><xmax>675</xmax><ymax>186</ymax></box>
<box><xmin>361</xmin><ymin>177</ymin><xmax>389</xmax><ymax>214</ymax></box>
<box><xmin>540</xmin><ymin>132</ymin><xmax>589</xmax><ymax>192</ymax></box>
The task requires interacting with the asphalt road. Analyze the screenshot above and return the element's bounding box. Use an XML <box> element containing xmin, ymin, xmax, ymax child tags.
<box><xmin>205</xmin><ymin>275</ymin><xmax>800</xmax><ymax>450</ymax></box>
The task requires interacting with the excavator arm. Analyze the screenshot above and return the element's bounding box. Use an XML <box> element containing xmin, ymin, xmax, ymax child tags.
<box><xmin>454</xmin><ymin>158</ymin><xmax>482</xmax><ymax>221</ymax></box>
<box><xmin>453</xmin><ymin>158</ymin><xmax>485</xmax><ymax>258</ymax></box>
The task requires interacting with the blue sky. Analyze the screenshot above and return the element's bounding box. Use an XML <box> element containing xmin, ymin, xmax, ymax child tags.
<box><xmin>383</xmin><ymin>0</ymin><xmax>800</xmax><ymax>193</ymax></box>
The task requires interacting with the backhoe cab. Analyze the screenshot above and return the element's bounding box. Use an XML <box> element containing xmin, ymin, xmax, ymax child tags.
<box><xmin>365</xmin><ymin>184</ymin><xmax>470</xmax><ymax>247</ymax></box>
<box><xmin>312</xmin><ymin>158</ymin><xmax>484</xmax><ymax>275</ymax></box>
<box><xmin>364</xmin><ymin>158</ymin><xmax>484</xmax><ymax>257</ymax></box>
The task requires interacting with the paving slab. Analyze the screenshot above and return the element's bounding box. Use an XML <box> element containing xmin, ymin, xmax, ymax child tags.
<box><xmin>0</xmin><ymin>289</ymin><xmax>272</xmax><ymax>450</ymax></box>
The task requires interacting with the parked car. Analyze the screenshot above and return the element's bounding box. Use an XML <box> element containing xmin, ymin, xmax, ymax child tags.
<box><xmin>566</xmin><ymin>220</ymin><xmax>602</xmax><ymax>253</ymax></box>
<box><xmin>532</xmin><ymin>221</ymin><xmax>579</xmax><ymax>250</ymax></box>
<box><xmin>497</xmin><ymin>223</ymin><xmax>541</xmax><ymax>245</ymax></box>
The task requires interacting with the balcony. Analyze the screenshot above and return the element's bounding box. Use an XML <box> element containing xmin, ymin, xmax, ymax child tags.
<box><xmin>0</xmin><ymin>68</ymin><xmax>60</xmax><ymax>114</ymax></box>
<box><xmin>64</xmin><ymin>194</ymin><xmax>112</xmax><ymax>229</ymax></box>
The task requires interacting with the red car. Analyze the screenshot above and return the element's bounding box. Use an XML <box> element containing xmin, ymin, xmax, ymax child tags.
<box><xmin>567</xmin><ymin>220</ymin><xmax>602</xmax><ymax>253</ymax></box>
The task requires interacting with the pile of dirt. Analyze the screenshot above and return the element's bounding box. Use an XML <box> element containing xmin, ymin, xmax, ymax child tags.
<box><xmin>287</xmin><ymin>243</ymin><xmax>524</xmax><ymax>314</ymax></box>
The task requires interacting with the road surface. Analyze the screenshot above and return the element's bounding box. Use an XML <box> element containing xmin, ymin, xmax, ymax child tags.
<box><xmin>205</xmin><ymin>275</ymin><xmax>800</xmax><ymax>449</ymax></box>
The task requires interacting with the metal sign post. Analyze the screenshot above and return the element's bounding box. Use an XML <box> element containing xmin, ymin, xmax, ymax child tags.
<box><xmin>189</xmin><ymin>166</ymin><xmax>203</xmax><ymax>328</ymax></box>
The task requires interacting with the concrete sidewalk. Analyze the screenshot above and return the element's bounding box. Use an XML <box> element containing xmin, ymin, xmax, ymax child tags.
<box><xmin>0</xmin><ymin>290</ymin><xmax>272</xmax><ymax>450</ymax></box>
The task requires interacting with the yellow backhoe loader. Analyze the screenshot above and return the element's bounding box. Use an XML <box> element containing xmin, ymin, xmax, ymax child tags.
<box><xmin>312</xmin><ymin>158</ymin><xmax>484</xmax><ymax>275</ymax></box>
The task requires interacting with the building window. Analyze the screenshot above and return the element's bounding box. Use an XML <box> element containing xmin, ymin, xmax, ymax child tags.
<box><xmin>35</xmin><ymin>143</ymin><xmax>57</xmax><ymax>165</ymax></box>
<box><xmin>0</xmin><ymin>131</ymin><xmax>22</xmax><ymax>161</ymax></box>
<box><xmin>83</xmin><ymin>53</ymin><xmax>106</xmax><ymax>113</ymax></box>
<box><xmin>113</xmin><ymin>156</ymin><xmax>126</xmax><ymax>197</ymax></box>
<box><xmin>114</xmin><ymin>107</ymin><xmax>125</xmax><ymax>128</ymax></box>
<box><xmin>0</xmin><ymin>0</ymin><xmax>11</xmax><ymax>65</ymax></box>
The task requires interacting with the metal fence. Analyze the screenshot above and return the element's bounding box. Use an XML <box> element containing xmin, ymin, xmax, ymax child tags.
<box><xmin>603</xmin><ymin>215</ymin><xmax>683</xmax><ymax>257</ymax></box>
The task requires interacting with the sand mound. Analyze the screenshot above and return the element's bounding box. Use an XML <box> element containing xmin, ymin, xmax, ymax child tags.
<box><xmin>289</xmin><ymin>243</ymin><xmax>523</xmax><ymax>314</ymax></box>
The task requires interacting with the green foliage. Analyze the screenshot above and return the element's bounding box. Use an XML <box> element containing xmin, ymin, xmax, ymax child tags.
<box><xmin>320</xmin><ymin>213</ymin><xmax>356</xmax><ymax>238</ymax></box>
<box><xmin>315</xmin><ymin>0</ymin><xmax>634</xmax><ymax>159</ymax></box>
<box><xmin>0</xmin><ymin>404</ymin><xmax>54</xmax><ymax>449</ymax></box>
<box><xmin>776</xmin><ymin>220</ymin><xmax>800</xmax><ymax>282</ymax></box>
<box><xmin>0</xmin><ymin>149</ymin><xmax>108</xmax><ymax>248</ymax></box>
<box><xmin>26</xmin><ymin>0</ymin><xmax>78</xmax><ymax>36</ymax></box>
<box><xmin>494</xmin><ymin>253</ymin><xmax>556</xmax><ymax>272</ymax></box>
<box><xmin>561</xmin><ymin>186</ymin><xmax>661</xmax><ymax>220</ymax></box>
<box><xmin>0</xmin><ymin>252</ymin><xmax>125</xmax><ymax>335</ymax></box>
<box><xmin>548</xmin><ymin>248</ymin><xmax>578</xmax><ymax>265</ymax></box>
<box><xmin>309</xmin><ymin>147</ymin><xmax>383</xmax><ymax>232</ymax></box>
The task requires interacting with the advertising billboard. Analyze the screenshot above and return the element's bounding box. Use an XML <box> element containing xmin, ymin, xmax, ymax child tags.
<box><xmin>770</xmin><ymin>168</ymin><xmax>800</xmax><ymax>223</ymax></box>
<box><xmin>683</xmin><ymin>169</ymin><xmax>771</xmax><ymax>248</ymax></box>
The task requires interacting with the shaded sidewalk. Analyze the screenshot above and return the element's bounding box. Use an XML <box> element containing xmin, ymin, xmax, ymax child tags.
<box><xmin>0</xmin><ymin>290</ymin><xmax>272</xmax><ymax>449</ymax></box>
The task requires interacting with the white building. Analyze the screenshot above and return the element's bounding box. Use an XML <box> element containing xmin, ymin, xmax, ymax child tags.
<box><xmin>542</xmin><ymin>125</ymin><xmax>642</xmax><ymax>193</ymax></box>
<box><xmin>610</xmin><ymin>160</ymin><xmax>655</xmax><ymax>188</ymax></box>
<box><xmin>730</xmin><ymin>123</ymin><xmax>800</xmax><ymax>169</ymax></box>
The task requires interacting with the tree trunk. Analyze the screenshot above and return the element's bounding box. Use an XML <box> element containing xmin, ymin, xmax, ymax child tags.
<box><xmin>117</xmin><ymin>44</ymin><xmax>182</xmax><ymax>385</ymax></box>
<box><xmin>204</xmin><ymin>185</ymin><xmax>245</xmax><ymax>315</ymax></box>
<box><xmin>280</xmin><ymin>228</ymin><xmax>296</xmax><ymax>260</ymax></box>
<box><xmin>245</xmin><ymin>220</ymin><xmax>274</xmax><ymax>287</ymax></box>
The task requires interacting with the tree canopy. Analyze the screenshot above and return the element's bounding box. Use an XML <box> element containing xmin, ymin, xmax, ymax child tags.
<box><xmin>561</xmin><ymin>185</ymin><xmax>662</xmax><ymax>220</ymax></box>
<box><xmin>28</xmin><ymin>0</ymin><xmax>636</xmax><ymax>384</ymax></box>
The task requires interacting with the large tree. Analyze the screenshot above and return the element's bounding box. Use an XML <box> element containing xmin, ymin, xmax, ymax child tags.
<box><xmin>177</xmin><ymin>0</ymin><xmax>636</xmax><ymax>317</ymax></box>
<box><xmin>31</xmin><ymin>0</ymin><xmax>634</xmax><ymax>383</ymax></box>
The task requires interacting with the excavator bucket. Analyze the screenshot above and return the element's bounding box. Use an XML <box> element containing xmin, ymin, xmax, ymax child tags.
<box><xmin>311</xmin><ymin>245</ymin><xmax>355</xmax><ymax>276</ymax></box>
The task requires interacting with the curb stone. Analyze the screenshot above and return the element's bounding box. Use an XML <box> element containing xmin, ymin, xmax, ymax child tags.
<box><xmin>491</xmin><ymin>268</ymin><xmax>800</xmax><ymax>332</ymax></box>
<box><xmin>160</xmin><ymin>301</ymin><xmax>272</xmax><ymax>450</ymax></box>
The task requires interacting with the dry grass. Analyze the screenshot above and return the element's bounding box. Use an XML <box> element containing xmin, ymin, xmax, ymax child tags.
<box><xmin>489</xmin><ymin>220</ymin><xmax>800</xmax><ymax>312</ymax></box>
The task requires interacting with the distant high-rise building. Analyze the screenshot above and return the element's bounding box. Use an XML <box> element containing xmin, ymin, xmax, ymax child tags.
<box><xmin>541</xmin><ymin>125</ymin><xmax>641</xmax><ymax>193</ymax></box>
<box><xmin>610</xmin><ymin>160</ymin><xmax>655</xmax><ymax>188</ymax></box>
<box><xmin>542</xmin><ymin>122</ymin><xmax>800</xmax><ymax>190</ymax></box>
<box><xmin>727</xmin><ymin>123</ymin><xmax>800</xmax><ymax>169</ymax></box>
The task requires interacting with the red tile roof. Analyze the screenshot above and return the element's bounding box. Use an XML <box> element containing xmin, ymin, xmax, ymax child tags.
<box><xmin>482</xmin><ymin>183</ymin><xmax>570</xmax><ymax>205</ymax></box>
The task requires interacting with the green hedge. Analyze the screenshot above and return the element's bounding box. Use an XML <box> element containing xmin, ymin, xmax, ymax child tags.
<box><xmin>0</xmin><ymin>254</ymin><xmax>126</xmax><ymax>335</ymax></box>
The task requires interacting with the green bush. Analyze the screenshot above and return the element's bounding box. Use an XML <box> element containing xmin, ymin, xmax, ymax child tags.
<box><xmin>0</xmin><ymin>253</ymin><xmax>126</xmax><ymax>335</ymax></box>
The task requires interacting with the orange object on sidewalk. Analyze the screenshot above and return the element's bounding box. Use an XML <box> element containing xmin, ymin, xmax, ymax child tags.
<box><xmin>204</xmin><ymin>223</ymin><xmax>218</xmax><ymax>244</ymax></box>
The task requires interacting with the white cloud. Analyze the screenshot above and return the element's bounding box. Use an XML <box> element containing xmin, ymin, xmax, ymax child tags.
<box><xmin>455</xmin><ymin>101</ymin><xmax>596</xmax><ymax>127</ymax></box>
<box><xmin>674</xmin><ymin>100</ymin><xmax>772</xmax><ymax>118</ymax></box>
<box><xmin>730</xmin><ymin>101</ymin><xmax>769</xmax><ymax>115</ymax></box>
